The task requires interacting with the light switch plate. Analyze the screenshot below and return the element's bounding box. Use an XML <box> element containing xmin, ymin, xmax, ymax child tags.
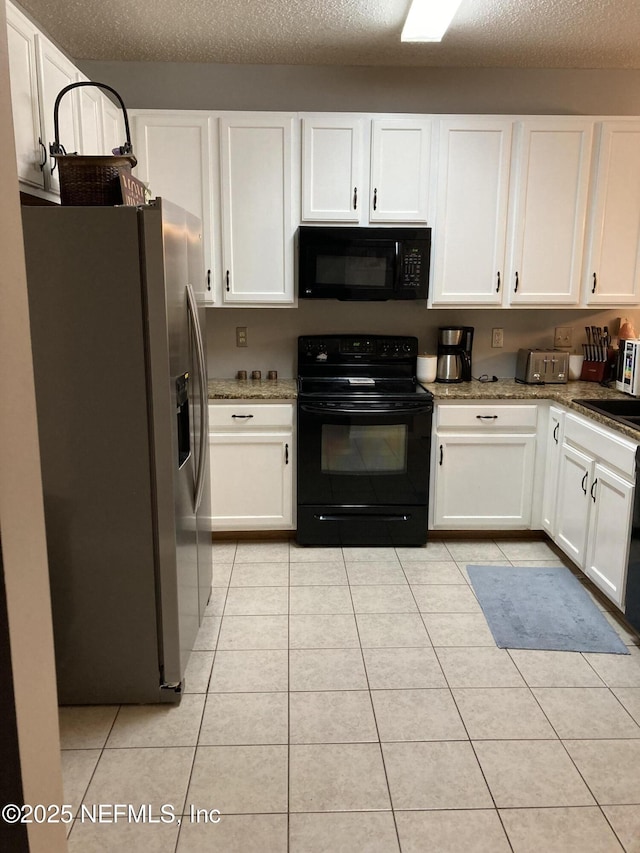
<box><xmin>554</xmin><ymin>326</ymin><xmax>573</xmax><ymax>348</ymax></box>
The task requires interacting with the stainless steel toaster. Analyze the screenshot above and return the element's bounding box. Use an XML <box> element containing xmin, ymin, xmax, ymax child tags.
<box><xmin>515</xmin><ymin>349</ymin><xmax>568</xmax><ymax>384</ymax></box>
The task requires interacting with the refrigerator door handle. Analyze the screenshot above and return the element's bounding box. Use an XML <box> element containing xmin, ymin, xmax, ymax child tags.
<box><xmin>186</xmin><ymin>284</ymin><xmax>208</xmax><ymax>512</ymax></box>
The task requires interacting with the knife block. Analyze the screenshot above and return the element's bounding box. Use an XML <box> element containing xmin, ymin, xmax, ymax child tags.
<box><xmin>579</xmin><ymin>349</ymin><xmax>616</xmax><ymax>382</ymax></box>
<box><xmin>580</xmin><ymin>361</ymin><xmax>607</xmax><ymax>382</ymax></box>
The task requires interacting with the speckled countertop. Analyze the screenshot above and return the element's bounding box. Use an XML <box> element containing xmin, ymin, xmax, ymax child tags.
<box><xmin>208</xmin><ymin>377</ymin><xmax>639</xmax><ymax>441</ymax></box>
<box><xmin>208</xmin><ymin>378</ymin><xmax>298</xmax><ymax>400</ymax></box>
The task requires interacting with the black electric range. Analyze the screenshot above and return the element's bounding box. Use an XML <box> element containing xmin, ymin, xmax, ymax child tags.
<box><xmin>296</xmin><ymin>335</ymin><xmax>433</xmax><ymax>547</ymax></box>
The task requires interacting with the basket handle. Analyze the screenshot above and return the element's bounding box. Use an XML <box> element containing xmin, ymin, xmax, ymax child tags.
<box><xmin>50</xmin><ymin>81</ymin><xmax>134</xmax><ymax>157</ymax></box>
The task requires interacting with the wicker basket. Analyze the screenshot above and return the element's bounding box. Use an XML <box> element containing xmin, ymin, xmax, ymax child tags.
<box><xmin>50</xmin><ymin>82</ymin><xmax>138</xmax><ymax>206</ymax></box>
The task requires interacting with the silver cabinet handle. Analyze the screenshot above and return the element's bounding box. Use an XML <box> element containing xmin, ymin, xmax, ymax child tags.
<box><xmin>476</xmin><ymin>415</ymin><xmax>498</xmax><ymax>420</ymax></box>
<box><xmin>231</xmin><ymin>414</ymin><xmax>254</xmax><ymax>419</ymax></box>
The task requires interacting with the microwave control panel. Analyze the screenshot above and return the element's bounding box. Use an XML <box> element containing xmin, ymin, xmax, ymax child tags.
<box><xmin>399</xmin><ymin>245</ymin><xmax>425</xmax><ymax>288</ymax></box>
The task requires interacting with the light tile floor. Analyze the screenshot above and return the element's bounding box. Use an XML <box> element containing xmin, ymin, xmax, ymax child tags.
<box><xmin>59</xmin><ymin>537</ymin><xmax>640</xmax><ymax>852</ymax></box>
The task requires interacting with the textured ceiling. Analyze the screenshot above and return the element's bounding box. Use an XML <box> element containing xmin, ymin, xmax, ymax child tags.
<box><xmin>16</xmin><ymin>0</ymin><xmax>640</xmax><ymax>69</ymax></box>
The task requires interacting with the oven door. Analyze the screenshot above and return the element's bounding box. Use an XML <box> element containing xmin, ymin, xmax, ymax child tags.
<box><xmin>297</xmin><ymin>398</ymin><xmax>432</xmax><ymax>545</ymax></box>
<box><xmin>297</xmin><ymin>399</ymin><xmax>432</xmax><ymax>544</ymax></box>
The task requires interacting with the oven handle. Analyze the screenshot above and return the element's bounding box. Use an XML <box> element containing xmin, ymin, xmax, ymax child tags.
<box><xmin>315</xmin><ymin>513</ymin><xmax>411</xmax><ymax>523</ymax></box>
<box><xmin>299</xmin><ymin>403</ymin><xmax>433</xmax><ymax>417</ymax></box>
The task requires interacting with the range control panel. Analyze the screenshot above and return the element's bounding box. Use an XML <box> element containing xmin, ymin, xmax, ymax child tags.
<box><xmin>299</xmin><ymin>335</ymin><xmax>418</xmax><ymax>365</ymax></box>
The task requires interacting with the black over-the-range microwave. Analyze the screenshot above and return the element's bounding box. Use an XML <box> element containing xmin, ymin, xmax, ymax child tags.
<box><xmin>298</xmin><ymin>225</ymin><xmax>432</xmax><ymax>301</ymax></box>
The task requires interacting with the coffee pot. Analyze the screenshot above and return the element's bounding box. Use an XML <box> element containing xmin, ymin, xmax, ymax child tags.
<box><xmin>436</xmin><ymin>326</ymin><xmax>474</xmax><ymax>383</ymax></box>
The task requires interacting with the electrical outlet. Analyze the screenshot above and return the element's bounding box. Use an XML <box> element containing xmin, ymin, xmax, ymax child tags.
<box><xmin>554</xmin><ymin>326</ymin><xmax>573</xmax><ymax>348</ymax></box>
<box><xmin>492</xmin><ymin>328</ymin><xmax>504</xmax><ymax>348</ymax></box>
<box><xmin>236</xmin><ymin>326</ymin><xmax>247</xmax><ymax>347</ymax></box>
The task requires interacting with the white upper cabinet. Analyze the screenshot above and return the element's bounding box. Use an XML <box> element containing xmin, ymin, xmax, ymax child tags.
<box><xmin>6</xmin><ymin>2</ymin><xmax>45</xmax><ymax>189</ymax></box>
<box><xmin>431</xmin><ymin>118</ymin><xmax>512</xmax><ymax>305</ymax></box>
<box><xmin>101</xmin><ymin>95</ymin><xmax>125</xmax><ymax>156</ymax></box>
<box><xmin>583</xmin><ymin>120</ymin><xmax>640</xmax><ymax>305</ymax></box>
<box><xmin>36</xmin><ymin>34</ymin><xmax>81</xmax><ymax>195</ymax></box>
<box><xmin>75</xmin><ymin>74</ymin><xmax>103</xmax><ymax>155</ymax></box>
<box><xmin>301</xmin><ymin>114</ymin><xmax>431</xmax><ymax>224</ymax></box>
<box><xmin>369</xmin><ymin>119</ymin><xmax>431</xmax><ymax>222</ymax></box>
<box><xmin>132</xmin><ymin>111</ymin><xmax>215</xmax><ymax>300</ymax></box>
<box><xmin>301</xmin><ymin>116</ymin><xmax>364</xmax><ymax>221</ymax></box>
<box><xmin>219</xmin><ymin>113</ymin><xmax>296</xmax><ymax>304</ymax></box>
<box><xmin>507</xmin><ymin>119</ymin><xmax>594</xmax><ymax>305</ymax></box>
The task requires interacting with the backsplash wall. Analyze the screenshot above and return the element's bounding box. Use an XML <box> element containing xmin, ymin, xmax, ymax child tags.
<box><xmin>205</xmin><ymin>305</ymin><xmax>639</xmax><ymax>380</ymax></box>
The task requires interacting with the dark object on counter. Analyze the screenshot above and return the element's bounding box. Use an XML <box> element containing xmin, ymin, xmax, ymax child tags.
<box><xmin>267</xmin><ymin>370</ymin><xmax>278</xmax><ymax>381</ymax></box>
<box><xmin>50</xmin><ymin>81</ymin><xmax>137</xmax><ymax>206</ymax></box>
<box><xmin>436</xmin><ymin>326</ymin><xmax>474</xmax><ymax>383</ymax></box>
<box><xmin>237</xmin><ymin>370</ymin><xmax>247</xmax><ymax>380</ymax></box>
<box><xmin>296</xmin><ymin>334</ymin><xmax>433</xmax><ymax>546</ymax></box>
<box><xmin>251</xmin><ymin>370</ymin><xmax>262</xmax><ymax>380</ymax></box>
<box><xmin>515</xmin><ymin>349</ymin><xmax>568</xmax><ymax>384</ymax></box>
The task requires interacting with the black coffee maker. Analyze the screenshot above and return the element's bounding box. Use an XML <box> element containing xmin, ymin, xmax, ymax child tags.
<box><xmin>436</xmin><ymin>326</ymin><xmax>474</xmax><ymax>383</ymax></box>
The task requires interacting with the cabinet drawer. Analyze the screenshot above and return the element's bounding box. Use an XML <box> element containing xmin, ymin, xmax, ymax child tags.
<box><xmin>436</xmin><ymin>403</ymin><xmax>538</xmax><ymax>430</ymax></box>
<box><xmin>209</xmin><ymin>403</ymin><xmax>293</xmax><ymax>430</ymax></box>
<box><xmin>564</xmin><ymin>413</ymin><xmax>637</xmax><ymax>478</ymax></box>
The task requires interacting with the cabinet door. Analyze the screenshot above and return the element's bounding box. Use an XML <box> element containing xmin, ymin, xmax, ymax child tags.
<box><xmin>431</xmin><ymin>119</ymin><xmax>512</xmax><ymax>305</ymax></box>
<box><xmin>508</xmin><ymin>120</ymin><xmax>593</xmax><ymax>305</ymax></box>
<box><xmin>6</xmin><ymin>3</ymin><xmax>45</xmax><ymax>189</ymax></box>
<box><xmin>555</xmin><ymin>444</ymin><xmax>593</xmax><ymax>567</ymax></box>
<box><xmin>132</xmin><ymin>112</ymin><xmax>214</xmax><ymax>301</ymax></box>
<box><xmin>102</xmin><ymin>95</ymin><xmax>125</xmax><ymax>155</ymax></box>
<box><xmin>210</xmin><ymin>433</ymin><xmax>293</xmax><ymax>529</ymax></box>
<box><xmin>75</xmin><ymin>73</ymin><xmax>103</xmax><ymax>155</ymax></box>
<box><xmin>584</xmin><ymin>121</ymin><xmax>640</xmax><ymax>305</ymax></box>
<box><xmin>369</xmin><ymin>119</ymin><xmax>431</xmax><ymax>222</ymax></box>
<box><xmin>433</xmin><ymin>434</ymin><xmax>536</xmax><ymax>529</ymax></box>
<box><xmin>541</xmin><ymin>406</ymin><xmax>565</xmax><ymax>536</ymax></box>
<box><xmin>36</xmin><ymin>34</ymin><xmax>81</xmax><ymax>195</ymax></box>
<box><xmin>301</xmin><ymin>116</ymin><xmax>364</xmax><ymax>222</ymax></box>
<box><xmin>584</xmin><ymin>464</ymin><xmax>634</xmax><ymax>607</ymax></box>
<box><xmin>220</xmin><ymin>114</ymin><xmax>296</xmax><ymax>303</ymax></box>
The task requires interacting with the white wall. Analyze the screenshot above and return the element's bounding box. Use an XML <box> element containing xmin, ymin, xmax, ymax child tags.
<box><xmin>0</xmin><ymin>3</ymin><xmax>66</xmax><ymax>851</ymax></box>
<box><xmin>79</xmin><ymin>61</ymin><xmax>640</xmax><ymax>115</ymax></box>
<box><xmin>206</xmin><ymin>302</ymin><xmax>638</xmax><ymax>380</ymax></box>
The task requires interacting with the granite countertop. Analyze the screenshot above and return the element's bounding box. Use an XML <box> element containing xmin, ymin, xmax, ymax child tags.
<box><xmin>208</xmin><ymin>377</ymin><xmax>638</xmax><ymax>441</ymax></box>
<box><xmin>208</xmin><ymin>378</ymin><xmax>298</xmax><ymax>400</ymax></box>
<box><xmin>424</xmin><ymin>379</ymin><xmax>638</xmax><ymax>441</ymax></box>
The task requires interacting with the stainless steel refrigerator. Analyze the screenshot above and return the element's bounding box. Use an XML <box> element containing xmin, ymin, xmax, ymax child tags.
<box><xmin>21</xmin><ymin>198</ymin><xmax>212</xmax><ymax>704</ymax></box>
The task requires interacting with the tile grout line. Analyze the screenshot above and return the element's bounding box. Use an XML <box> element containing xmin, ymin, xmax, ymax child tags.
<box><xmin>343</xmin><ymin>544</ymin><xmax>402</xmax><ymax>852</ymax></box>
<box><xmin>430</xmin><ymin>543</ymin><xmax>515</xmax><ymax>853</ymax></box>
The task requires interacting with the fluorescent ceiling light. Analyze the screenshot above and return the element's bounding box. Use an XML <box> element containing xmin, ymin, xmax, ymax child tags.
<box><xmin>401</xmin><ymin>0</ymin><xmax>464</xmax><ymax>42</ymax></box>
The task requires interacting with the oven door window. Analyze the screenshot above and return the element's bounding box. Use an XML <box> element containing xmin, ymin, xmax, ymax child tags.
<box><xmin>321</xmin><ymin>423</ymin><xmax>407</xmax><ymax>474</ymax></box>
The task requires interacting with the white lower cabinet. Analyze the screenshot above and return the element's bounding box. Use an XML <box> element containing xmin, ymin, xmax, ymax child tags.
<box><xmin>541</xmin><ymin>405</ymin><xmax>566</xmax><ymax>536</ymax></box>
<box><xmin>432</xmin><ymin>402</ymin><xmax>537</xmax><ymax>529</ymax></box>
<box><xmin>555</xmin><ymin>443</ymin><xmax>593</xmax><ymax>565</ymax></box>
<box><xmin>554</xmin><ymin>412</ymin><xmax>637</xmax><ymax>608</ymax></box>
<box><xmin>209</xmin><ymin>402</ymin><xmax>294</xmax><ymax>531</ymax></box>
<box><xmin>585</xmin><ymin>464</ymin><xmax>634</xmax><ymax>605</ymax></box>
